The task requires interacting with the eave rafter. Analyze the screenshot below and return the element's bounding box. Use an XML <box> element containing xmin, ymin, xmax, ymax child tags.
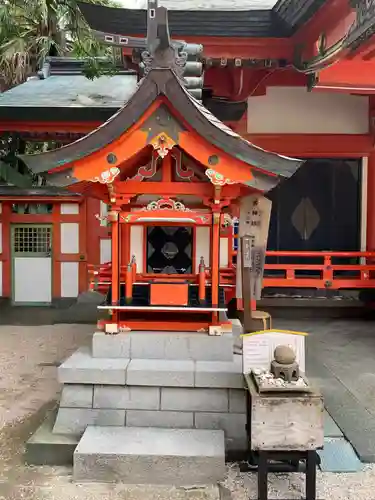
<box><xmin>293</xmin><ymin>0</ymin><xmax>375</xmax><ymax>75</ymax></box>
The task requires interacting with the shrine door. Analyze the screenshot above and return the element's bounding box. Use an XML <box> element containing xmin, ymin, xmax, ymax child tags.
<box><xmin>11</xmin><ymin>224</ymin><xmax>52</xmax><ymax>304</ymax></box>
<box><xmin>266</xmin><ymin>158</ymin><xmax>361</xmax><ymax>274</ymax></box>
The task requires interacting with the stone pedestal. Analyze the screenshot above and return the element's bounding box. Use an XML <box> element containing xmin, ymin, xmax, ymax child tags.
<box><xmin>53</xmin><ymin>327</ymin><xmax>247</xmax><ymax>454</ymax></box>
<box><xmin>28</xmin><ymin>321</ymin><xmax>247</xmax><ymax>484</ymax></box>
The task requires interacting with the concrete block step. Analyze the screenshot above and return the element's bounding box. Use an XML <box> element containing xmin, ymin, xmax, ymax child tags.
<box><xmin>58</xmin><ymin>347</ymin><xmax>129</xmax><ymax>385</ymax></box>
<box><xmin>59</xmin><ymin>347</ymin><xmax>244</xmax><ymax>389</ymax></box>
<box><xmin>92</xmin><ymin>331</ymin><xmax>235</xmax><ymax>361</ymax></box>
<box><xmin>73</xmin><ymin>426</ymin><xmax>225</xmax><ymax>485</ymax></box>
<box><xmin>127</xmin><ymin>356</ymin><xmax>243</xmax><ymax>388</ymax></box>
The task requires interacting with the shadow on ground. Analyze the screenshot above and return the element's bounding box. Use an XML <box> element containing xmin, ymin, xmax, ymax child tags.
<box><xmin>0</xmin><ymin>299</ymin><xmax>104</xmax><ymax>325</ymax></box>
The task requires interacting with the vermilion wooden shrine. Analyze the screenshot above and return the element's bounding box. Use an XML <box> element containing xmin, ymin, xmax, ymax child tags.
<box><xmin>18</xmin><ymin>4</ymin><xmax>302</xmax><ymax>330</ymax></box>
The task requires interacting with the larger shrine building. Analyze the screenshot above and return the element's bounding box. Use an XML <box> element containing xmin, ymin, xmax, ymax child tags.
<box><xmin>0</xmin><ymin>0</ymin><xmax>375</xmax><ymax>305</ymax></box>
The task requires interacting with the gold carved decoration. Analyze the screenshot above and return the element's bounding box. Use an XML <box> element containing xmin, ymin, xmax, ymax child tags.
<box><xmin>142</xmin><ymin>197</ymin><xmax>191</xmax><ymax>212</ymax></box>
<box><xmin>222</xmin><ymin>213</ymin><xmax>234</xmax><ymax>227</ymax></box>
<box><xmin>213</xmin><ymin>213</ymin><xmax>221</xmax><ymax>224</ymax></box>
<box><xmin>205</xmin><ymin>168</ymin><xmax>235</xmax><ymax>186</ymax></box>
<box><xmin>122</xmin><ymin>197</ymin><xmax>210</xmax><ymax>224</ymax></box>
<box><xmin>149</xmin><ymin>133</ymin><xmax>176</xmax><ymax>158</ymax></box>
<box><xmin>90</xmin><ymin>167</ymin><xmax>120</xmax><ymax>184</ymax></box>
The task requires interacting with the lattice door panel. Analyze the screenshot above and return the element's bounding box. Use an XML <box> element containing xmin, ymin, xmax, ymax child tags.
<box><xmin>147</xmin><ymin>226</ymin><xmax>192</xmax><ymax>274</ymax></box>
<box><xmin>13</xmin><ymin>225</ymin><xmax>52</xmax><ymax>257</ymax></box>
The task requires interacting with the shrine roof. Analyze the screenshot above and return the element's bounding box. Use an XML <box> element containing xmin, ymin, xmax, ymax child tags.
<box><xmin>0</xmin><ymin>60</ymin><xmax>137</xmax><ymax>121</ymax></box>
<box><xmin>0</xmin><ymin>185</ymin><xmax>81</xmax><ymax>197</ymax></box>
<box><xmin>0</xmin><ymin>57</ymin><xmax>246</xmax><ymax>123</ymax></box>
<box><xmin>78</xmin><ymin>0</ymin><xmax>326</xmax><ymax>38</ymax></box>
<box><xmin>18</xmin><ymin>4</ymin><xmax>303</xmax><ymax>193</ymax></box>
<box><xmin>18</xmin><ymin>68</ymin><xmax>301</xmax><ymax>184</ymax></box>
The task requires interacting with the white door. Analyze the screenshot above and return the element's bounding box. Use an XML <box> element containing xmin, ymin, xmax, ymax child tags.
<box><xmin>12</xmin><ymin>225</ymin><xmax>52</xmax><ymax>304</ymax></box>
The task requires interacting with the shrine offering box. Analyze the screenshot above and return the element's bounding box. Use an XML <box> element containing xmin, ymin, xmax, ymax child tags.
<box><xmin>245</xmin><ymin>374</ymin><xmax>324</xmax><ymax>451</ymax></box>
<box><xmin>150</xmin><ymin>282</ymin><xmax>189</xmax><ymax>306</ymax></box>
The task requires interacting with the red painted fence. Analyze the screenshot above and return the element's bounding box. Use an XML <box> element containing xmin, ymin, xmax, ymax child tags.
<box><xmin>88</xmin><ymin>251</ymin><xmax>375</xmax><ymax>293</ymax></box>
<box><xmin>263</xmin><ymin>251</ymin><xmax>375</xmax><ymax>289</ymax></box>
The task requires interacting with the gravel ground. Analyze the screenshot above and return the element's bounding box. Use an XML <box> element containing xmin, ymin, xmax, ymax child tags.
<box><xmin>0</xmin><ymin>324</ymin><xmax>374</xmax><ymax>500</ymax></box>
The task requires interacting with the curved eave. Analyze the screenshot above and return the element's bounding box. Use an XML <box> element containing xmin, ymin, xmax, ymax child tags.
<box><xmin>165</xmin><ymin>72</ymin><xmax>303</xmax><ymax>179</ymax></box>
<box><xmin>43</xmin><ymin>166</ymin><xmax>288</xmax><ymax>193</ymax></box>
<box><xmin>19</xmin><ymin>68</ymin><xmax>302</xmax><ymax>185</ymax></box>
<box><xmin>18</xmin><ymin>76</ymin><xmax>158</xmax><ymax>174</ymax></box>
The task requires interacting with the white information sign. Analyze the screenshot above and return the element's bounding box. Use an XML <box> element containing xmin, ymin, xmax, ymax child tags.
<box><xmin>242</xmin><ymin>329</ymin><xmax>307</xmax><ymax>375</ymax></box>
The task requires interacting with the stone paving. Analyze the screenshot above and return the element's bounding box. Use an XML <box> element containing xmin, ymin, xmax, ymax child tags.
<box><xmin>278</xmin><ymin>318</ymin><xmax>375</xmax><ymax>462</ymax></box>
<box><xmin>0</xmin><ymin>319</ymin><xmax>374</xmax><ymax>499</ymax></box>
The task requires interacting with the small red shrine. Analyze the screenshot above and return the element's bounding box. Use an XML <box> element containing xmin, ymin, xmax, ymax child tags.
<box><xmin>19</xmin><ymin>4</ymin><xmax>302</xmax><ymax>330</ymax></box>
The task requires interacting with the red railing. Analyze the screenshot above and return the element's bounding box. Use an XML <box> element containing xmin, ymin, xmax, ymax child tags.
<box><xmin>263</xmin><ymin>251</ymin><xmax>375</xmax><ymax>289</ymax></box>
<box><xmin>88</xmin><ymin>251</ymin><xmax>375</xmax><ymax>293</ymax></box>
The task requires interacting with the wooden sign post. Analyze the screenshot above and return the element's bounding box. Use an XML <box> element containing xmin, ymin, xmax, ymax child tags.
<box><xmin>241</xmin><ymin>235</ymin><xmax>255</xmax><ymax>333</ymax></box>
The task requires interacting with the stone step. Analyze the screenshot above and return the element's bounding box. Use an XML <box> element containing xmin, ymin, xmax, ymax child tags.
<box><xmin>92</xmin><ymin>331</ymin><xmax>235</xmax><ymax>362</ymax></box>
<box><xmin>73</xmin><ymin>426</ymin><xmax>225</xmax><ymax>485</ymax></box>
<box><xmin>58</xmin><ymin>347</ymin><xmax>244</xmax><ymax>389</ymax></box>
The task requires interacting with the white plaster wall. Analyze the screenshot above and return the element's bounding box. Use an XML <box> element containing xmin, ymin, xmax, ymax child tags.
<box><xmin>60</xmin><ymin>223</ymin><xmax>79</xmax><ymax>254</ymax></box>
<box><xmin>219</xmin><ymin>237</ymin><xmax>229</xmax><ymax>268</ymax></box>
<box><xmin>130</xmin><ymin>226</ymin><xmax>144</xmax><ymax>272</ymax></box>
<box><xmin>195</xmin><ymin>227</ymin><xmax>210</xmax><ymax>273</ymax></box>
<box><xmin>61</xmin><ymin>262</ymin><xmax>79</xmax><ymax>297</ymax></box>
<box><xmin>14</xmin><ymin>258</ymin><xmax>51</xmax><ymax>303</ymax></box>
<box><xmin>247</xmin><ymin>87</ymin><xmax>369</xmax><ymax>134</ymax></box>
<box><xmin>100</xmin><ymin>238</ymin><xmax>112</xmax><ymax>264</ymax></box>
<box><xmin>60</xmin><ymin>203</ymin><xmax>79</xmax><ymax>215</ymax></box>
<box><xmin>100</xmin><ymin>201</ymin><xmax>108</xmax><ymax>226</ymax></box>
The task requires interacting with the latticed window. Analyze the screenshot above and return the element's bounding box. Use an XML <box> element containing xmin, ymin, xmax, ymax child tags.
<box><xmin>13</xmin><ymin>226</ymin><xmax>52</xmax><ymax>254</ymax></box>
<box><xmin>147</xmin><ymin>226</ymin><xmax>192</xmax><ymax>274</ymax></box>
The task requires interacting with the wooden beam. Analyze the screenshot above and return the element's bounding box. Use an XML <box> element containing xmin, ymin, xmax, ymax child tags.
<box><xmin>162</xmin><ymin>154</ymin><xmax>172</xmax><ymax>182</ymax></box>
<box><xmin>246</xmin><ymin>134</ymin><xmax>373</xmax><ymax>157</ymax></box>
<box><xmin>116</xmin><ymin>181</ymin><xmax>213</xmax><ymax>197</ymax></box>
<box><xmin>292</xmin><ymin>0</ymin><xmax>353</xmax><ymax>49</ymax></box>
<box><xmin>0</xmin><ymin>121</ymin><xmax>101</xmax><ymax>133</ymax></box>
<box><xmin>123</xmin><ymin>36</ymin><xmax>293</xmax><ymax>60</ymax></box>
<box><xmin>314</xmin><ymin>60</ymin><xmax>375</xmax><ymax>91</ymax></box>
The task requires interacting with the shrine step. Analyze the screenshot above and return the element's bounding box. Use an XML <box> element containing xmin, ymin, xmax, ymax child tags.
<box><xmin>73</xmin><ymin>426</ymin><xmax>225</xmax><ymax>485</ymax></box>
<box><xmin>92</xmin><ymin>331</ymin><xmax>235</xmax><ymax>361</ymax></box>
<box><xmin>58</xmin><ymin>346</ymin><xmax>243</xmax><ymax>388</ymax></box>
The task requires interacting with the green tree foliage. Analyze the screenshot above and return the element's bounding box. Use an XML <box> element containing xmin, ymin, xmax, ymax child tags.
<box><xmin>0</xmin><ymin>0</ymin><xmax>119</xmax><ymax>90</ymax></box>
<box><xmin>0</xmin><ymin>0</ymin><xmax>120</xmax><ymax>185</ymax></box>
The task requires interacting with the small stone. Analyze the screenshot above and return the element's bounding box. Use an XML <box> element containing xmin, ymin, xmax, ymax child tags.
<box><xmin>296</xmin><ymin>378</ymin><xmax>307</xmax><ymax>387</ymax></box>
<box><xmin>273</xmin><ymin>345</ymin><xmax>296</xmax><ymax>365</ymax></box>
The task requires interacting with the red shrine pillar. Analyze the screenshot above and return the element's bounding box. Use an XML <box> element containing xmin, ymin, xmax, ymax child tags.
<box><xmin>367</xmin><ymin>153</ymin><xmax>375</xmax><ymax>254</ymax></box>
<box><xmin>211</xmin><ymin>211</ymin><xmax>220</xmax><ymax>324</ymax></box>
<box><xmin>110</xmin><ymin>208</ymin><xmax>120</xmax><ymax>309</ymax></box>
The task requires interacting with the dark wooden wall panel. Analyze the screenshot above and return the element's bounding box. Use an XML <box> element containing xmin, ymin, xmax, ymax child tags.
<box><xmin>267</xmin><ymin>158</ymin><xmax>361</xmax><ymax>267</ymax></box>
